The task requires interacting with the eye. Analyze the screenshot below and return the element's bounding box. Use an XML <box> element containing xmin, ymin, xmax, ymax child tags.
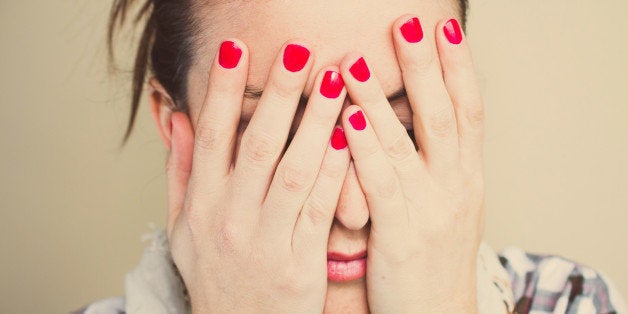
<box><xmin>285</xmin><ymin>133</ymin><xmax>295</xmax><ymax>149</ymax></box>
<box><xmin>283</xmin><ymin>96</ymin><xmax>308</xmax><ymax>149</ymax></box>
<box><xmin>406</xmin><ymin>128</ymin><xmax>415</xmax><ymax>141</ymax></box>
<box><xmin>406</xmin><ymin>128</ymin><xmax>419</xmax><ymax>150</ymax></box>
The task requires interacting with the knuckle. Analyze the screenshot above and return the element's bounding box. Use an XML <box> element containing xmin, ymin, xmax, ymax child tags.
<box><xmin>309</xmin><ymin>113</ymin><xmax>333</xmax><ymax>130</ymax></box>
<box><xmin>278</xmin><ymin>161</ymin><xmax>314</xmax><ymax>193</ymax></box>
<box><xmin>384</xmin><ymin>130</ymin><xmax>417</xmax><ymax>163</ymax></box>
<box><xmin>371</xmin><ymin>175</ymin><xmax>400</xmax><ymax>200</ymax></box>
<box><xmin>358</xmin><ymin>143</ymin><xmax>382</xmax><ymax>162</ymax></box>
<box><xmin>214</xmin><ymin>218</ymin><xmax>246</xmax><ymax>256</ymax></box>
<box><xmin>318</xmin><ymin>156</ymin><xmax>345</xmax><ymax>181</ymax></box>
<box><xmin>194</xmin><ymin>123</ymin><xmax>226</xmax><ymax>151</ymax></box>
<box><xmin>405</xmin><ymin>45</ymin><xmax>438</xmax><ymax>75</ymax></box>
<box><xmin>427</xmin><ymin>108</ymin><xmax>456</xmax><ymax>138</ymax></box>
<box><xmin>242</xmin><ymin>131</ymin><xmax>281</xmax><ymax>163</ymax></box>
<box><xmin>464</xmin><ymin>102</ymin><xmax>485</xmax><ymax>128</ymax></box>
<box><xmin>303</xmin><ymin>195</ymin><xmax>331</xmax><ymax>226</ymax></box>
<box><xmin>268</xmin><ymin>77</ymin><xmax>300</xmax><ymax>101</ymax></box>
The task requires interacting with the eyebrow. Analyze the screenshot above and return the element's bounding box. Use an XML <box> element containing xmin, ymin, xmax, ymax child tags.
<box><xmin>243</xmin><ymin>85</ymin><xmax>407</xmax><ymax>103</ymax></box>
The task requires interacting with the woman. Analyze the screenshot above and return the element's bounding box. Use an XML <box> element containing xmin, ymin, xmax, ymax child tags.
<box><xmin>79</xmin><ymin>0</ymin><xmax>627</xmax><ymax>313</ymax></box>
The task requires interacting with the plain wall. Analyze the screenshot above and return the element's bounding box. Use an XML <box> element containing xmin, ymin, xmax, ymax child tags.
<box><xmin>0</xmin><ymin>0</ymin><xmax>626</xmax><ymax>312</ymax></box>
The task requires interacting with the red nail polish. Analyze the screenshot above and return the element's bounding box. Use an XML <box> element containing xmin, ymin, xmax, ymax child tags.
<box><xmin>400</xmin><ymin>17</ymin><xmax>423</xmax><ymax>43</ymax></box>
<box><xmin>349</xmin><ymin>57</ymin><xmax>370</xmax><ymax>82</ymax></box>
<box><xmin>218</xmin><ymin>41</ymin><xmax>242</xmax><ymax>69</ymax></box>
<box><xmin>443</xmin><ymin>19</ymin><xmax>463</xmax><ymax>44</ymax></box>
<box><xmin>283</xmin><ymin>44</ymin><xmax>310</xmax><ymax>72</ymax></box>
<box><xmin>331</xmin><ymin>127</ymin><xmax>347</xmax><ymax>150</ymax></box>
<box><xmin>320</xmin><ymin>71</ymin><xmax>344</xmax><ymax>98</ymax></box>
<box><xmin>349</xmin><ymin>110</ymin><xmax>366</xmax><ymax>131</ymax></box>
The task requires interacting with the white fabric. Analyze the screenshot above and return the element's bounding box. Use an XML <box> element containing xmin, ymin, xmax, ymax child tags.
<box><xmin>125</xmin><ymin>230</ymin><xmax>190</xmax><ymax>314</ymax></box>
<box><xmin>81</xmin><ymin>297</ymin><xmax>125</xmax><ymax>314</ymax></box>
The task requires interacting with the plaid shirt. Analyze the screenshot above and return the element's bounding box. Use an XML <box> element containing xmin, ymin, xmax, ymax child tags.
<box><xmin>498</xmin><ymin>246</ymin><xmax>627</xmax><ymax>313</ymax></box>
<box><xmin>76</xmin><ymin>244</ymin><xmax>628</xmax><ymax>313</ymax></box>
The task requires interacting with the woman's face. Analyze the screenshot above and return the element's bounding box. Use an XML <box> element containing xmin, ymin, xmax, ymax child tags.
<box><xmin>182</xmin><ymin>0</ymin><xmax>461</xmax><ymax>310</ymax></box>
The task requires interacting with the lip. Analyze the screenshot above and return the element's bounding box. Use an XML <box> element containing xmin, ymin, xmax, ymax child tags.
<box><xmin>327</xmin><ymin>251</ymin><xmax>367</xmax><ymax>282</ymax></box>
<box><xmin>327</xmin><ymin>251</ymin><xmax>367</xmax><ymax>261</ymax></box>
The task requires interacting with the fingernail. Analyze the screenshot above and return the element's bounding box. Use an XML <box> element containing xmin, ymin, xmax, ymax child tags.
<box><xmin>400</xmin><ymin>17</ymin><xmax>423</xmax><ymax>43</ymax></box>
<box><xmin>349</xmin><ymin>110</ymin><xmax>366</xmax><ymax>131</ymax></box>
<box><xmin>349</xmin><ymin>57</ymin><xmax>370</xmax><ymax>82</ymax></box>
<box><xmin>218</xmin><ymin>41</ymin><xmax>242</xmax><ymax>69</ymax></box>
<box><xmin>283</xmin><ymin>44</ymin><xmax>310</xmax><ymax>72</ymax></box>
<box><xmin>443</xmin><ymin>19</ymin><xmax>463</xmax><ymax>44</ymax></box>
<box><xmin>320</xmin><ymin>71</ymin><xmax>344</xmax><ymax>98</ymax></box>
<box><xmin>331</xmin><ymin>127</ymin><xmax>347</xmax><ymax>150</ymax></box>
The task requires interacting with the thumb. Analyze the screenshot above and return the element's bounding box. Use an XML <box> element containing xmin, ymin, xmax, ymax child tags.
<box><xmin>166</xmin><ymin>111</ymin><xmax>194</xmax><ymax>239</ymax></box>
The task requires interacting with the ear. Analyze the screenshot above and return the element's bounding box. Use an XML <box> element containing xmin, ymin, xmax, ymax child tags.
<box><xmin>149</xmin><ymin>78</ymin><xmax>176</xmax><ymax>151</ymax></box>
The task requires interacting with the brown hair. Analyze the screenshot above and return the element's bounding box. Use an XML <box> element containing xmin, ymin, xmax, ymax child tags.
<box><xmin>108</xmin><ymin>0</ymin><xmax>469</xmax><ymax>147</ymax></box>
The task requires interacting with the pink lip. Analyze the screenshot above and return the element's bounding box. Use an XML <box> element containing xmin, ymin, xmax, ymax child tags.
<box><xmin>327</xmin><ymin>251</ymin><xmax>367</xmax><ymax>282</ymax></box>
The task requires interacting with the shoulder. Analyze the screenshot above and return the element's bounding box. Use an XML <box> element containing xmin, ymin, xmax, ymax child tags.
<box><xmin>72</xmin><ymin>297</ymin><xmax>126</xmax><ymax>314</ymax></box>
<box><xmin>498</xmin><ymin>246</ymin><xmax>627</xmax><ymax>313</ymax></box>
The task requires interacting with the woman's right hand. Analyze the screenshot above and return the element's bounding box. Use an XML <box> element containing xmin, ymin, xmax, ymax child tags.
<box><xmin>165</xmin><ymin>39</ymin><xmax>350</xmax><ymax>313</ymax></box>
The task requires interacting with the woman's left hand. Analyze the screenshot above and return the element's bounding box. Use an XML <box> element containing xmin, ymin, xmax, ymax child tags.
<box><xmin>338</xmin><ymin>15</ymin><xmax>485</xmax><ymax>313</ymax></box>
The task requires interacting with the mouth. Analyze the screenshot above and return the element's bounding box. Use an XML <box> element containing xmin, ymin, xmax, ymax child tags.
<box><xmin>327</xmin><ymin>250</ymin><xmax>367</xmax><ymax>282</ymax></box>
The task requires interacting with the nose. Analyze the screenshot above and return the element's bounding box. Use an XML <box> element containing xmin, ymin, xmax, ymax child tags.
<box><xmin>334</xmin><ymin>161</ymin><xmax>370</xmax><ymax>231</ymax></box>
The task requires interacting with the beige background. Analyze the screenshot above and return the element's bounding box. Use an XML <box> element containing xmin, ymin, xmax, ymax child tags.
<box><xmin>1</xmin><ymin>0</ymin><xmax>626</xmax><ymax>312</ymax></box>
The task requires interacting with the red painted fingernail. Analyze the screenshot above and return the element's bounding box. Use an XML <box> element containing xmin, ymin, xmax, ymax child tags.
<box><xmin>349</xmin><ymin>57</ymin><xmax>370</xmax><ymax>82</ymax></box>
<box><xmin>349</xmin><ymin>110</ymin><xmax>366</xmax><ymax>131</ymax></box>
<box><xmin>218</xmin><ymin>41</ymin><xmax>242</xmax><ymax>69</ymax></box>
<box><xmin>331</xmin><ymin>127</ymin><xmax>347</xmax><ymax>150</ymax></box>
<box><xmin>400</xmin><ymin>17</ymin><xmax>423</xmax><ymax>43</ymax></box>
<box><xmin>443</xmin><ymin>19</ymin><xmax>463</xmax><ymax>44</ymax></box>
<box><xmin>320</xmin><ymin>71</ymin><xmax>344</xmax><ymax>98</ymax></box>
<box><xmin>283</xmin><ymin>44</ymin><xmax>310</xmax><ymax>72</ymax></box>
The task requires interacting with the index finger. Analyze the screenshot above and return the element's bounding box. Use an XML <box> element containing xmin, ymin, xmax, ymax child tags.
<box><xmin>189</xmin><ymin>39</ymin><xmax>249</xmax><ymax>190</ymax></box>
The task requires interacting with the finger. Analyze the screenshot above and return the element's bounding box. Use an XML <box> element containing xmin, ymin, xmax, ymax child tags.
<box><xmin>189</xmin><ymin>39</ymin><xmax>248</xmax><ymax>197</ymax></box>
<box><xmin>435</xmin><ymin>18</ymin><xmax>485</xmax><ymax>171</ymax></box>
<box><xmin>292</xmin><ymin>127</ymin><xmax>350</xmax><ymax>257</ymax></box>
<box><xmin>261</xmin><ymin>66</ymin><xmax>346</xmax><ymax>242</ymax></box>
<box><xmin>392</xmin><ymin>15</ymin><xmax>460</xmax><ymax>175</ymax></box>
<box><xmin>231</xmin><ymin>41</ymin><xmax>313</xmax><ymax>212</ymax></box>
<box><xmin>166</xmin><ymin>112</ymin><xmax>195</xmax><ymax>239</ymax></box>
<box><xmin>339</xmin><ymin>53</ymin><xmax>424</xmax><ymax>190</ymax></box>
<box><xmin>341</xmin><ymin>105</ymin><xmax>408</xmax><ymax>237</ymax></box>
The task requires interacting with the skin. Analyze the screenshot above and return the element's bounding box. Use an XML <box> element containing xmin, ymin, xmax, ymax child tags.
<box><xmin>149</xmin><ymin>0</ymin><xmax>485</xmax><ymax>312</ymax></box>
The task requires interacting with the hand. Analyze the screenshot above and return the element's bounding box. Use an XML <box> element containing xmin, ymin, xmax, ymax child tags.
<box><xmin>337</xmin><ymin>16</ymin><xmax>484</xmax><ymax>313</ymax></box>
<box><xmin>165</xmin><ymin>39</ymin><xmax>351</xmax><ymax>312</ymax></box>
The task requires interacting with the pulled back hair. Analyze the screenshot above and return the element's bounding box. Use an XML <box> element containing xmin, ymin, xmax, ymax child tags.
<box><xmin>108</xmin><ymin>0</ymin><xmax>469</xmax><ymax>147</ymax></box>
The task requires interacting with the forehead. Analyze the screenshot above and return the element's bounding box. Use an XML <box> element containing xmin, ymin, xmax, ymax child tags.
<box><xmin>186</xmin><ymin>0</ymin><xmax>457</xmax><ymax>120</ymax></box>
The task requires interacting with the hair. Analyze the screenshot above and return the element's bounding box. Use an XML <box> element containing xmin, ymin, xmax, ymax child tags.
<box><xmin>108</xmin><ymin>0</ymin><xmax>469</xmax><ymax>147</ymax></box>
